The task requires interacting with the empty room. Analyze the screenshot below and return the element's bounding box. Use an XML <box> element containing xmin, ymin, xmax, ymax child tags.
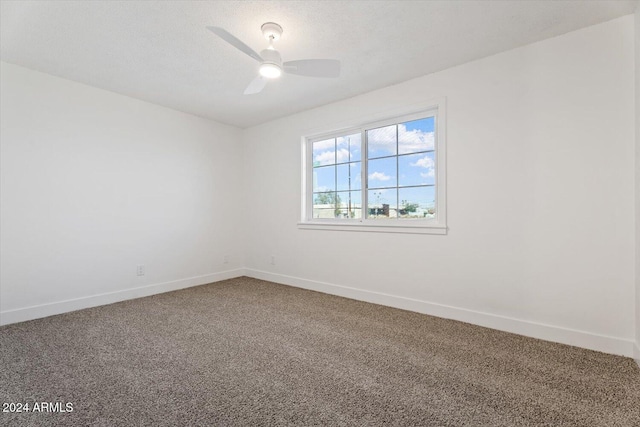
<box><xmin>1</xmin><ymin>0</ymin><xmax>640</xmax><ymax>425</ymax></box>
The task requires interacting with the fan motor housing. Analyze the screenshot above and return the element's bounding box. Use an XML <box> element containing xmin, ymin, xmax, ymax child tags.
<box><xmin>260</xmin><ymin>48</ymin><xmax>282</xmax><ymax>67</ymax></box>
<box><xmin>258</xmin><ymin>48</ymin><xmax>282</xmax><ymax>78</ymax></box>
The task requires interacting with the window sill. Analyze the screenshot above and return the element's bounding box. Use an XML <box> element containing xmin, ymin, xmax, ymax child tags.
<box><xmin>297</xmin><ymin>221</ymin><xmax>447</xmax><ymax>235</ymax></box>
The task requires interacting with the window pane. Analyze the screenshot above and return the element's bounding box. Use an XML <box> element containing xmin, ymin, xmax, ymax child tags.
<box><xmin>398</xmin><ymin>117</ymin><xmax>435</xmax><ymax>154</ymax></box>
<box><xmin>367</xmin><ymin>125</ymin><xmax>396</xmax><ymax>159</ymax></box>
<box><xmin>313</xmin><ymin>165</ymin><xmax>335</xmax><ymax>192</ymax></box>
<box><xmin>368</xmin><ymin>157</ymin><xmax>397</xmax><ymax>188</ymax></box>
<box><xmin>351</xmin><ymin>162</ymin><xmax>362</xmax><ymax>190</ymax></box>
<box><xmin>350</xmin><ymin>209</ymin><xmax>362</xmax><ymax>219</ymax></box>
<box><xmin>336</xmin><ymin>191</ymin><xmax>362</xmax><ymax>218</ymax></box>
<box><xmin>399</xmin><ymin>186</ymin><xmax>436</xmax><ymax>219</ymax></box>
<box><xmin>313</xmin><ymin>208</ymin><xmax>338</xmax><ymax>219</ymax></box>
<box><xmin>313</xmin><ymin>192</ymin><xmax>340</xmax><ymax>218</ymax></box>
<box><xmin>333</xmin><ymin>191</ymin><xmax>346</xmax><ymax>218</ymax></box>
<box><xmin>367</xmin><ymin>189</ymin><xmax>397</xmax><ymax>219</ymax></box>
<box><xmin>313</xmin><ymin>138</ymin><xmax>336</xmax><ymax>166</ymax></box>
<box><xmin>337</xmin><ymin>133</ymin><xmax>361</xmax><ymax>163</ymax></box>
<box><xmin>337</xmin><ymin>162</ymin><xmax>362</xmax><ymax>191</ymax></box>
<box><xmin>398</xmin><ymin>152</ymin><xmax>435</xmax><ymax>187</ymax></box>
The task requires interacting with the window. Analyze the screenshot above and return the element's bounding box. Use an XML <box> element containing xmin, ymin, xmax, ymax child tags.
<box><xmin>301</xmin><ymin>103</ymin><xmax>446</xmax><ymax>234</ymax></box>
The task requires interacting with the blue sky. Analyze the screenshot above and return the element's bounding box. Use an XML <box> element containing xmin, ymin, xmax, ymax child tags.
<box><xmin>313</xmin><ymin>117</ymin><xmax>435</xmax><ymax>215</ymax></box>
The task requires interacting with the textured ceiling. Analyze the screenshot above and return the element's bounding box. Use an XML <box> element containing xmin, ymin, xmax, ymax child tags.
<box><xmin>1</xmin><ymin>0</ymin><xmax>637</xmax><ymax>128</ymax></box>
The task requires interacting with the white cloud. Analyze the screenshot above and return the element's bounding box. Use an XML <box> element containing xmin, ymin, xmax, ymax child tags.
<box><xmin>367</xmin><ymin>125</ymin><xmax>396</xmax><ymax>155</ymax></box>
<box><xmin>411</xmin><ymin>155</ymin><xmax>434</xmax><ymax>169</ymax></box>
<box><xmin>337</xmin><ymin>134</ymin><xmax>360</xmax><ymax>147</ymax></box>
<box><xmin>368</xmin><ymin>171</ymin><xmax>391</xmax><ymax>181</ymax></box>
<box><xmin>399</xmin><ymin>124</ymin><xmax>435</xmax><ymax>153</ymax></box>
<box><xmin>313</xmin><ymin>148</ymin><xmax>349</xmax><ymax>165</ymax></box>
<box><xmin>368</xmin><ymin>124</ymin><xmax>434</xmax><ymax>155</ymax></box>
<box><xmin>313</xmin><ymin>138</ymin><xmax>335</xmax><ymax>150</ymax></box>
<box><xmin>411</xmin><ymin>154</ymin><xmax>435</xmax><ymax>180</ymax></box>
<box><xmin>314</xmin><ymin>150</ymin><xmax>335</xmax><ymax>164</ymax></box>
<box><xmin>336</xmin><ymin>148</ymin><xmax>350</xmax><ymax>163</ymax></box>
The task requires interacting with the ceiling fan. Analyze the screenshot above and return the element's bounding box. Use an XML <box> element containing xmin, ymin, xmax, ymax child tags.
<box><xmin>206</xmin><ymin>22</ymin><xmax>340</xmax><ymax>95</ymax></box>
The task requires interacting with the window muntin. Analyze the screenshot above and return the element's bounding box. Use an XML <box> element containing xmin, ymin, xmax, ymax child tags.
<box><xmin>303</xmin><ymin>105</ymin><xmax>445</xmax><ymax>233</ymax></box>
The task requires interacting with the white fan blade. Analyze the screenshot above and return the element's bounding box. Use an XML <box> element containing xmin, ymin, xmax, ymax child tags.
<box><xmin>206</xmin><ymin>26</ymin><xmax>263</xmax><ymax>62</ymax></box>
<box><xmin>283</xmin><ymin>59</ymin><xmax>340</xmax><ymax>78</ymax></box>
<box><xmin>244</xmin><ymin>75</ymin><xmax>267</xmax><ymax>95</ymax></box>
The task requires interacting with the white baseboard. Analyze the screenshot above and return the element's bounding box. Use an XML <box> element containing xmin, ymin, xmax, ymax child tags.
<box><xmin>0</xmin><ymin>268</ymin><xmax>245</xmax><ymax>326</ymax></box>
<box><xmin>3</xmin><ymin>268</ymin><xmax>636</xmax><ymax>360</ymax></box>
<box><xmin>245</xmin><ymin>269</ymin><xmax>635</xmax><ymax>358</ymax></box>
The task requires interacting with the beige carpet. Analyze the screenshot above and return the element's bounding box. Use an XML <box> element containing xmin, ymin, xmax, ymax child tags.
<box><xmin>1</xmin><ymin>277</ymin><xmax>639</xmax><ymax>426</ymax></box>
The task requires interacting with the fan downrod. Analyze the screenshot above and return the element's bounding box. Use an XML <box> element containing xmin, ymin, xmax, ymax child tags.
<box><xmin>261</xmin><ymin>22</ymin><xmax>283</xmax><ymax>41</ymax></box>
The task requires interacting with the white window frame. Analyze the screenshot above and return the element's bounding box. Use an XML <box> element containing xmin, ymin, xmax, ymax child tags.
<box><xmin>299</xmin><ymin>100</ymin><xmax>447</xmax><ymax>235</ymax></box>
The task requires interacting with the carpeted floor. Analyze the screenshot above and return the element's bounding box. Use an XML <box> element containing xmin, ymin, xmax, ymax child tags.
<box><xmin>1</xmin><ymin>277</ymin><xmax>639</xmax><ymax>426</ymax></box>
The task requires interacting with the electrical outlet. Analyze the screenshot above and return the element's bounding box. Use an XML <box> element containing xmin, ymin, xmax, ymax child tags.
<box><xmin>136</xmin><ymin>265</ymin><xmax>145</xmax><ymax>276</ymax></box>
<box><xmin>223</xmin><ymin>255</ymin><xmax>229</xmax><ymax>264</ymax></box>
<box><xmin>270</xmin><ymin>255</ymin><xmax>275</xmax><ymax>265</ymax></box>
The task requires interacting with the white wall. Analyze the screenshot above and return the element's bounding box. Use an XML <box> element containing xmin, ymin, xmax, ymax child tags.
<box><xmin>0</xmin><ymin>62</ymin><xmax>244</xmax><ymax>324</ymax></box>
<box><xmin>243</xmin><ymin>16</ymin><xmax>636</xmax><ymax>356</ymax></box>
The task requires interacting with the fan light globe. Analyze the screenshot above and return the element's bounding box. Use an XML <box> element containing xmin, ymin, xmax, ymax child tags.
<box><xmin>259</xmin><ymin>63</ymin><xmax>282</xmax><ymax>79</ymax></box>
